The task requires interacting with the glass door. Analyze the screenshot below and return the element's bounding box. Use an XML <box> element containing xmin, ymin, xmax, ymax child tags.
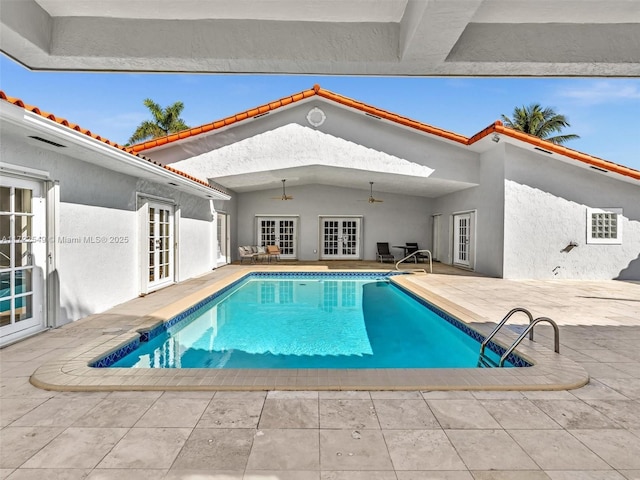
<box><xmin>148</xmin><ymin>201</ymin><xmax>174</xmax><ymax>291</ymax></box>
<box><xmin>453</xmin><ymin>213</ymin><xmax>471</xmax><ymax>267</ymax></box>
<box><xmin>0</xmin><ymin>177</ymin><xmax>45</xmax><ymax>345</ymax></box>
<box><xmin>320</xmin><ymin>217</ymin><xmax>362</xmax><ymax>260</ymax></box>
<box><xmin>256</xmin><ymin>216</ymin><xmax>298</xmax><ymax>259</ymax></box>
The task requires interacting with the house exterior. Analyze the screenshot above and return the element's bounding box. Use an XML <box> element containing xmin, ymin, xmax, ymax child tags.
<box><xmin>1</xmin><ymin>85</ymin><xmax>638</xmax><ymax>345</ymax></box>
<box><xmin>0</xmin><ymin>91</ymin><xmax>229</xmax><ymax>346</ymax></box>
<box><xmin>132</xmin><ymin>85</ymin><xmax>640</xmax><ymax>282</ymax></box>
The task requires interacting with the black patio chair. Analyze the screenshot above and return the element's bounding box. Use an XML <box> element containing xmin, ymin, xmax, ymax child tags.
<box><xmin>376</xmin><ymin>242</ymin><xmax>395</xmax><ymax>263</ymax></box>
<box><xmin>406</xmin><ymin>242</ymin><xmax>428</xmax><ymax>263</ymax></box>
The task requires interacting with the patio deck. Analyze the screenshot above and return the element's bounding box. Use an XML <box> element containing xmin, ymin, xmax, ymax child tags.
<box><xmin>1</xmin><ymin>262</ymin><xmax>639</xmax><ymax>478</ymax></box>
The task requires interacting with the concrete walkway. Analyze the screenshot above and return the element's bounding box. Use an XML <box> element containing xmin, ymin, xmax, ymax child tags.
<box><xmin>1</xmin><ymin>264</ymin><xmax>639</xmax><ymax>479</ymax></box>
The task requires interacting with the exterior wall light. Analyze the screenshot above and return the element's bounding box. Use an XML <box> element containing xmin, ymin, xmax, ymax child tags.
<box><xmin>492</xmin><ymin>134</ymin><xmax>500</xmax><ymax>143</ymax></box>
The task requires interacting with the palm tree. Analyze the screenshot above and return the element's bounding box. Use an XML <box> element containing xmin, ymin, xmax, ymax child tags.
<box><xmin>128</xmin><ymin>99</ymin><xmax>189</xmax><ymax>144</ymax></box>
<box><xmin>501</xmin><ymin>104</ymin><xmax>579</xmax><ymax>145</ymax></box>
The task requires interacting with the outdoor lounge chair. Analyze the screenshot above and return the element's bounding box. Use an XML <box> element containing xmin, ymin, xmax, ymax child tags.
<box><xmin>238</xmin><ymin>246</ymin><xmax>257</xmax><ymax>263</ymax></box>
<box><xmin>406</xmin><ymin>242</ymin><xmax>428</xmax><ymax>262</ymax></box>
<box><xmin>266</xmin><ymin>245</ymin><xmax>281</xmax><ymax>262</ymax></box>
<box><xmin>376</xmin><ymin>242</ymin><xmax>395</xmax><ymax>263</ymax></box>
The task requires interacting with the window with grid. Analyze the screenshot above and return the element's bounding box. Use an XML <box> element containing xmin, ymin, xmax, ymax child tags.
<box><xmin>587</xmin><ymin>208</ymin><xmax>622</xmax><ymax>244</ymax></box>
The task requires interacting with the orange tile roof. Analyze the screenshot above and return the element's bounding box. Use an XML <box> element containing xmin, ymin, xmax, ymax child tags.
<box><xmin>129</xmin><ymin>84</ymin><xmax>640</xmax><ymax>183</ymax></box>
<box><xmin>0</xmin><ymin>91</ymin><xmax>227</xmax><ymax>195</ymax></box>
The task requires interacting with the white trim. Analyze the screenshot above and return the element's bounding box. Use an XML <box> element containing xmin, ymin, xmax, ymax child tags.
<box><xmin>0</xmin><ymin>162</ymin><xmax>50</xmax><ymax>180</ymax></box>
<box><xmin>136</xmin><ymin>192</ymin><xmax>177</xmax><ymax>205</ymax></box>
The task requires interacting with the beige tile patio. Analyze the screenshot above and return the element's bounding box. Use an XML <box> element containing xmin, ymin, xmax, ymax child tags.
<box><xmin>396</xmin><ymin>472</ymin><xmax>474</xmax><ymax>480</ymax></box>
<box><xmin>85</xmin><ymin>469</ymin><xmax>167</xmax><ymax>480</ymax></box>
<box><xmin>21</xmin><ymin>427</ymin><xmax>127</xmax><ymax>469</ymax></box>
<box><xmin>0</xmin><ymin>398</ymin><xmax>47</xmax><ymax>427</ymax></box>
<box><xmin>532</xmin><ymin>400</ymin><xmax>621</xmax><ymax>429</ymax></box>
<box><xmin>72</xmin><ymin>398</ymin><xmax>155</xmax><ymax>428</ymax></box>
<box><xmin>569</xmin><ymin>429</ymin><xmax>640</xmax><ymax>470</ymax></box>
<box><xmin>246</xmin><ymin>471</ymin><xmax>320</xmax><ymax>480</ymax></box>
<box><xmin>383</xmin><ymin>429</ymin><xmax>467</xmax><ymax>471</ymax></box>
<box><xmin>319</xmin><ymin>399</ymin><xmax>379</xmax><ymax>429</ymax></box>
<box><xmin>197</xmin><ymin>397</ymin><xmax>264</xmax><ymax>428</ymax></box>
<box><xmin>373</xmin><ymin>399</ymin><xmax>440</xmax><ymax>429</ymax></box>
<box><xmin>322</xmin><ymin>471</ymin><xmax>397</xmax><ymax>480</ymax></box>
<box><xmin>246</xmin><ymin>429</ymin><xmax>320</xmax><ymax>470</ymax></box>
<box><xmin>319</xmin><ymin>429</ymin><xmax>393</xmax><ymax>471</ymax></box>
<box><xmin>170</xmin><ymin>428</ymin><xmax>254</xmax><ymax>471</ymax></box>
<box><xmin>445</xmin><ymin>430</ymin><xmax>538</xmax><ymax>471</ymax></box>
<box><xmin>164</xmin><ymin>470</ymin><xmax>243</xmax><ymax>480</ymax></box>
<box><xmin>97</xmin><ymin>427</ymin><xmax>191</xmax><ymax>469</ymax></box>
<box><xmin>471</xmin><ymin>472</ymin><xmax>551</xmax><ymax>480</ymax></box>
<box><xmin>545</xmin><ymin>471</ymin><xmax>626</xmax><ymax>479</ymax></box>
<box><xmin>479</xmin><ymin>400</ymin><xmax>560</xmax><ymax>430</ymax></box>
<box><xmin>134</xmin><ymin>397</ymin><xmax>210</xmax><ymax>428</ymax></box>
<box><xmin>508</xmin><ymin>430</ymin><xmax>610</xmax><ymax>470</ymax></box>
<box><xmin>0</xmin><ymin>426</ymin><xmax>64</xmax><ymax>468</ymax></box>
<box><xmin>9</xmin><ymin>398</ymin><xmax>103</xmax><ymax>427</ymax></box>
<box><xmin>258</xmin><ymin>398</ymin><xmax>319</xmax><ymax>429</ymax></box>
<box><xmin>3</xmin><ymin>469</ymin><xmax>92</xmax><ymax>480</ymax></box>
<box><xmin>426</xmin><ymin>400</ymin><xmax>500</xmax><ymax>429</ymax></box>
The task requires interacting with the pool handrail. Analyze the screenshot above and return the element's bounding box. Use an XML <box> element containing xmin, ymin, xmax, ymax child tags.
<box><xmin>498</xmin><ymin>316</ymin><xmax>560</xmax><ymax>367</ymax></box>
<box><xmin>479</xmin><ymin>307</ymin><xmax>534</xmax><ymax>359</ymax></box>
<box><xmin>395</xmin><ymin>249</ymin><xmax>432</xmax><ymax>273</ymax></box>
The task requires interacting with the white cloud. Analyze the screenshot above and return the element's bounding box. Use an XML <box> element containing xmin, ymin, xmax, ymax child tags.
<box><xmin>558</xmin><ymin>80</ymin><xmax>640</xmax><ymax>105</ymax></box>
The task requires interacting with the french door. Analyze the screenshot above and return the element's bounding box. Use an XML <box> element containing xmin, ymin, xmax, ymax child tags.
<box><xmin>256</xmin><ymin>216</ymin><xmax>297</xmax><ymax>259</ymax></box>
<box><xmin>453</xmin><ymin>212</ymin><xmax>473</xmax><ymax>268</ymax></box>
<box><xmin>320</xmin><ymin>217</ymin><xmax>362</xmax><ymax>260</ymax></box>
<box><xmin>0</xmin><ymin>176</ymin><xmax>46</xmax><ymax>345</ymax></box>
<box><xmin>147</xmin><ymin>201</ymin><xmax>174</xmax><ymax>291</ymax></box>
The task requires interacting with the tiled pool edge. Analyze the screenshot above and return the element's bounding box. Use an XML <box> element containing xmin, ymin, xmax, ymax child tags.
<box><xmin>30</xmin><ymin>268</ymin><xmax>590</xmax><ymax>392</ymax></box>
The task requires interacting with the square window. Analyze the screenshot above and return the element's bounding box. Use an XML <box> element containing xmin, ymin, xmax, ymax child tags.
<box><xmin>586</xmin><ymin>208</ymin><xmax>622</xmax><ymax>244</ymax></box>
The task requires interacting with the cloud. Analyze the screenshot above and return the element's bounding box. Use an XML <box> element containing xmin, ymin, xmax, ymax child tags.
<box><xmin>558</xmin><ymin>80</ymin><xmax>640</xmax><ymax>105</ymax></box>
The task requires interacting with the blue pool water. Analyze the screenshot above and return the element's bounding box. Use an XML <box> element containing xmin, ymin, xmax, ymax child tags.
<box><xmin>108</xmin><ymin>273</ymin><xmax>519</xmax><ymax>369</ymax></box>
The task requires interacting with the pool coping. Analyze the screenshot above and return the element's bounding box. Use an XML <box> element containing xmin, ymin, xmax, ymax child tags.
<box><xmin>30</xmin><ymin>268</ymin><xmax>589</xmax><ymax>391</ymax></box>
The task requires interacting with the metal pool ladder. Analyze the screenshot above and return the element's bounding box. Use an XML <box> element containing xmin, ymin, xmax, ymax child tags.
<box><xmin>477</xmin><ymin>307</ymin><xmax>560</xmax><ymax>368</ymax></box>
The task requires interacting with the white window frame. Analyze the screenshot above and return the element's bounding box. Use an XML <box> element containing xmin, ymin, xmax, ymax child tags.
<box><xmin>586</xmin><ymin>207</ymin><xmax>622</xmax><ymax>245</ymax></box>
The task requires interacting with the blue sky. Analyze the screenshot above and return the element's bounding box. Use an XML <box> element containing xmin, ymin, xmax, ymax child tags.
<box><xmin>1</xmin><ymin>54</ymin><xmax>639</xmax><ymax>170</ymax></box>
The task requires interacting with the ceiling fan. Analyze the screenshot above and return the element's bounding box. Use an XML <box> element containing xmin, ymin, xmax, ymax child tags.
<box><xmin>271</xmin><ymin>179</ymin><xmax>293</xmax><ymax>200</ymax></box>
<box><xmin>363</xmin><ymin>181</ymin><xmax>383</xmax><ymax>203</ymax></box>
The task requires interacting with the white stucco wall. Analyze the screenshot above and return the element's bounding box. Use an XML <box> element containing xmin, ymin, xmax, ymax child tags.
<box><xmin>150</xmin><ymin>99</ymin><xmax>480</xmax><ymax>185</ymax></box>
<box><xmin>236</xmin><ymin>184</ymin><xmax>432</xmax><ymax>261</ymax></box>
<box><xmin>433</xmin><ymin>147</ymin><xmax>506</xmax><ymax>277</ymax></box>
<box><xmin>503</xmin><ymin>145</ymin><xmax>640</xmax><ymax>280</ymax></box>
<box><xmin>1</xmin><ymin>135</ymin><xmax>216</xmax><ymax>326</ymax></box>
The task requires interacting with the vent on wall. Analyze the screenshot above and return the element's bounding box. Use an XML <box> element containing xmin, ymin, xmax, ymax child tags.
<box><xmin>365</xmin><ymin>113</ymin><xmax>382</xmax><ymax>120</ymax></box>
<box><xmin>590</xmin><ymin>165</ymin><xmax>608</xmax><ymax>173</ymax></box>
<box><xmin>533</xmin><ymin>146</ymin><xmax>553</xmax><ymax>154</ymax></box>
<box><xmin>29</xmin><ymin>136</ymin><xmax>66</xmax><ymax>148</ymax></box>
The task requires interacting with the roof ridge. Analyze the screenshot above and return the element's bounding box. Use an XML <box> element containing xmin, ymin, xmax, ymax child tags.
<box><xmin>0</xmin><ymin>90</ymin><xmax>228</xmax><ymax>194</ymax></box>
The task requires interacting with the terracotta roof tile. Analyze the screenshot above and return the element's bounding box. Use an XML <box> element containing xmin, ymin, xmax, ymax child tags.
<box><xmin>0</xmin><ymin>90</ymin><xmax>228</xmax><ymax>195</ymax></box>
<box><xmin>127</xmin><ymin>84</ymin><xmax>640</xmax><ymax>182</ymax></box>
<box><xmin>471</xmin><ymin>121</ymin><xmax>640</xmax><ymax>181</ymax></box>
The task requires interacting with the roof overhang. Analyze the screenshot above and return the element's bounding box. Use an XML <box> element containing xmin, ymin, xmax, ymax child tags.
<box><xmin>0</xmin><ymin>100</ymin><xmax>230</xmax><ymax>200</ymax></box>
<box><xmin>1</xmin><ymin>0</ymin><xmax>639</xmax><ymax>76</ymax></box>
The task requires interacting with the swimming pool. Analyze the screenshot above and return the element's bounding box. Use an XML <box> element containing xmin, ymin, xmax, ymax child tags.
<box><xmin>97</xmin><ymin>273</ymin><xmax>527</xmax><ymax>369</ymax></box>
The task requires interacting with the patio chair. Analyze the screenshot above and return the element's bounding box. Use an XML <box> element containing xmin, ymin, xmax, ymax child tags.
<box><xmin>266</xmin><ymin>245</ymin><xmax>281</xmax><ymax>262</ymax></box>
<box><xmin>406</xmin><ymin>242</ymin><xmax>428</xmax><ymax>263</ymax></box>
<box><xmin>238</xmin><ymin>246</ymin><xmax>257</xmax><ymax>264</ymax></box>
<box><xmin>376</xmin><ymin>242</ymin><xmax>395</xmax><ymax>263</ymax></box>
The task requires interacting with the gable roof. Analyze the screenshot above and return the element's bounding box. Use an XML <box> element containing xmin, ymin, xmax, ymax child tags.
<box><xmin>0</xmin><ymin>91</ymin><xmax>229</xmax><ymax>196</ymax></box>
<box><xmin>130</xmin><ymin>84</ymin><xmax>640</xmax><ymax>183</ymax></box>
